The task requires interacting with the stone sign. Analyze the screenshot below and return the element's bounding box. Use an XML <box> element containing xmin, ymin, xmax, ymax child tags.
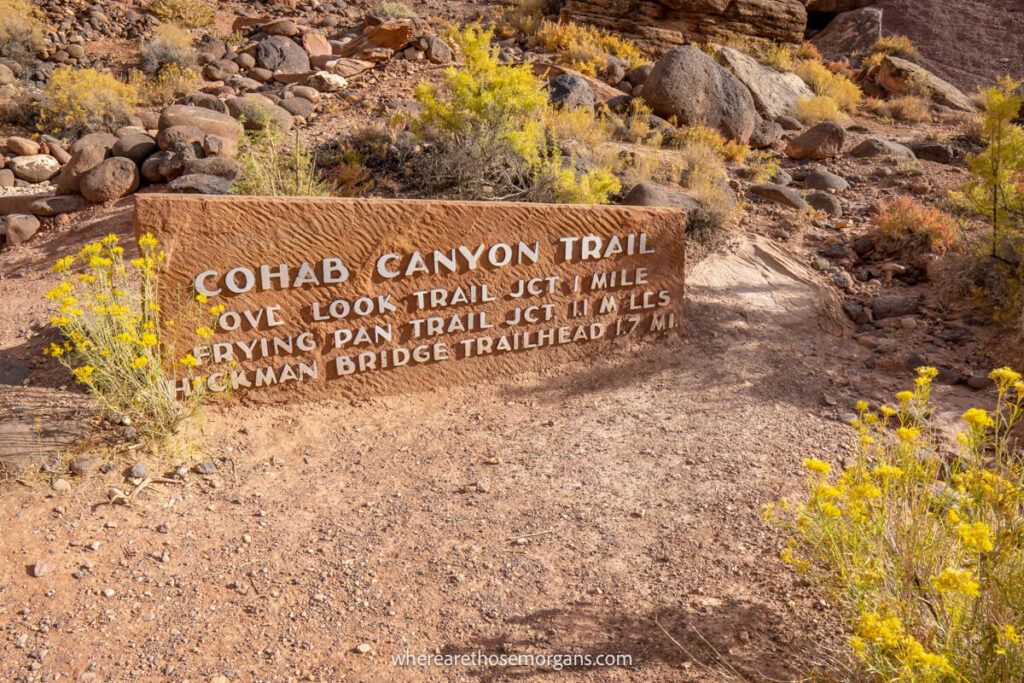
<box><xmin>135</xmin><ymin>195</ymin><xmax>686</xmax><ymax>400</ymax></box>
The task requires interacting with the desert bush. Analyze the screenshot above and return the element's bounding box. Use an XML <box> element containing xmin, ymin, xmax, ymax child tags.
<box><xmin>234</xmin><ymin>125</ymin><xmax>332</xmax><ymax>197</ymax></box>
<box><xmin>669</xmin><ymin>123</ymin><xmax>750</xmax><ymax>164</ymax></box>
<box><xmin>139</xmin><ymin>23</ymin><xmax>196</xmax><ymax>74</ymax></box>
<box><xmin>133</xmin><ymin>63</ymin><xmax>199</xmax><ymax>105</ymax></box>
<box><xmin>146</xmin><ymin>0</ymin><xmax>214</xmax><ymax>29</ymax></box>
<box><xmin>410</xmin><ymin>24</ymin><xmax>619</xmax><ymax>204</ymax></box>
<box><xmin>37</xmin><ymin>67</ymin><xmax>138</xmax><ymax>139</ymax></box>
<box><xmin>757</xmin><ymin>43</ymin><xmax>794</xmax><ymax>72</ymax></box>
<box><xmin>498</xmin><ymin>0</ymin><xmax>555</xmax><ymax>38</ymax></box>
<box><xmin>769</xmin><ymin>366</ymin><xmax>1024</xmax><ymax>682</ymax></box>
<box><xmin>0</xmin><ymin>0</ymin><xmax>45</xmax><ymax>67</ymax></box>
<box><xmin>863</xmin><ymin>95</ymin><xmax>932</xmax><ymax>123</ymax></box>
<box><xmin>0</xmin><ymin>81</ymin><xmax>38</xmax><ymax>127</ymax></box>
<box><xmin>869</xmin><ymin>34</ymin><xmax>919</xmax><ymax>62</ymax></box>
<box><xmin>796</xmin><ymin>95</ymin><xmax>849</xmax><ymax>125</ymax></box>
<box><xmin>872</xmin><ymin>196</ymin><xmax>960</xmax><ymax>253</ymax></box>
<box><xmin>533</xmin><ymin>19</ymin><xmax>649</xmax><ymax>76</ymax></box>
<box><xmin>44</xmin><ymin>233</ymin><xmax>218</xmax><ymax>440</ymax></box>
<box><xmin>952</xmin><ymin>77</ymin><xmax>1024</xmax><ymax>258</ymax></box>
<box><xmin>794</xmin><ymin>59</ymin><xmax>862</xmax><ymax>112</ymax></box>
<box><xmin>374</xmin><ymin>1</ymin><xmax>417</xmax><ymax>19</ymax></box>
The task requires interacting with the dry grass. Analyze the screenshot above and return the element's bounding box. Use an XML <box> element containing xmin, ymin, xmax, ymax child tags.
<box><xmin>794</xmin><ymin>60</ymin><xmax>862</xmax><ymax>112</ymax></box>
<box><xmin>796</xmin><ymin>95</ymin><xmax>850</xmax><ymax>125</ymax></box>
<box><xmin>234</xmin><ymin>126</ymin><xmax>332</xmax><ymax>197</ymax></box>
<box><xmin>0</xmin><ymin>0</ymin><xmax>45</xmax><ymax>66</ymax></box>
<box><xmin>872</xmin><ymin>196</ymin><xmax>961</xmax><ymax>253</ymax></box>
<box><xmin>146</xmin><ymin>0</ymin><xmax>214</xmax><ymax>28</ymax></box>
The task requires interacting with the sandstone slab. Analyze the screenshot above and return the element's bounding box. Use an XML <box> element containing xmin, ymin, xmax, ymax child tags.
<box><xmin>135</xmin><ymin>195</ymin><xmax>687</xmax><ymax>402</ymax></box>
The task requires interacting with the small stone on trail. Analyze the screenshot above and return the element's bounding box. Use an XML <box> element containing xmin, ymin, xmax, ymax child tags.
<box><xmin>355</xmin><ymin>643</ymin><xmax>372</xmax><ymax>654</ymax></box>
<box><xmin>823</xmin><ymin>393</ymin><xmax>838</xmax><ymax>406</ymax></box>
<box><xmin>102</xmin><ymin>588</ymin><xmax>116</xmax><ymax>597</ymax></box>
<box><xmin>50</xmin><ymin>478</ymin><xmax>71</xmax><ymax>493</ymax></box>
<box><xmin>31</xmin><ymin>561</ymin><xmax>56</xmax><ymax>577</ymax></box>
<box><xmin>193</xmin><ymin>462</ymin><xmax>217</xmax><ymax>475</ymax></box>
<box><xmin>128</xmin><ymin>462</ymin><xmax>148</xmax><ymax>479</ymax></box>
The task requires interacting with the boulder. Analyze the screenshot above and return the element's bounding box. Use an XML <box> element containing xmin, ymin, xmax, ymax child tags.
<box><xmin>811</xmin><ymin>6</ymin><xmax>882</xmax><ymax>62</ymax></box>
<box><xmin>805</xmin><ymin>167</ymin><xmax>849</xmax><ymax>191</ymax></box>
<box><xmin>226</xmin><ymin>95</ymin><xmax>294</xmax><ymax>132</ymax></box>
<box><xmin>308</xmin><ymin>71</ymin><xmax>349</xmax><ymax>92</ymax></box>
<box><xmin>547</xmin><ymin>74</ymin><xmax>595</xmax><ymax>111</ymax></box>
<box><xmin>141</xmin><ymin>152</ymin><xmax>168</xmax><ymax>183</ymax></box>
<box><xmin>749</xmin><ymin>117</ymin><xmax>783</xmax><ymax>149</ymax></box>
<box><xmin>183</xmin><ymin>156</ymin><xmax>241</xmax><ymax>179</ymax></box>
<box><xmin>186</xmin><ymin>93</ymin><xmax>229</xmax><ymax>114</ymax></box>
<box><xmin>876</xmin><ymin>56</ymin><xmax>976</xmax><ymax>112</ymax></box>
<box><xmin>113</xmin><ymin>133</ymin><xmax>158</xmax><ymax>164</ymax></box>
<box><xmin>8</xmin><ymin>154</ymin><xmax>61</xmax><ymax>183</ymax></box>
<box><xmin>322</xmin><ymin>58</ymin><xmax>374</xmax><ymax>78</ymax></box>
<box><xmin>263</xmin><ymin>19</ymin><xmax>299</xmax><ymax>37</ymax></box>
<box><xmin>157</xmin><ymin>125</ymin><xmax>205</xmax><ymax>153</ymax></box>
<box><xmin>749</xmin><ymin>182</ymin><xmax>808</xmax><ymax>211</ymax></box>
<box><xmin>301</xmin><ymin>32</ymin><xmax>332</xmax><ymax>58</ymax></box>
<box><xmin>290</xmin><ymin>86</ymin><xmax>321</xmax><ymax>104</ymax></box>
<box><xmin>0</xmin><ymin>169</ymin><xmax>13</xmax><ymax>188</ymax></box>
<box><xmin>256</xmin><ymin>35</ymin><xmax>311</xmax><ymax>74</ymax></box>
<box><xmin>623</xmin><ymin>181</ymin><xmax>703</xmax><ymax>212</ymax></box>
<box><xmin>561</xmin><ymin>0</ymin><xmax>807</xmax><ymax>53</ymax></box>
<box><xmin>785</xmin><ymin>122</ymin><xmax>845</xmax><ymax>160</ymax></box>
<box><xmin>5</xmin><ymin>136</ymin><xmax>40</xmax><ymax>156</ymax></box>
<box><xmin>776</xmin><ymin>115</ymin><xmax>802</xmax><ymax>131</ymax></box>
<box><xmin>167</xmin><ymin>173</ymin><xmax>234</xmax><ymax>194</ymax></box>
<box><xmin>30</xmin><ymin>194</ymin><xmax>88</xmax><ymax>217</ymax></box>
<box><xmin>79</xmin><ymin>157</ymin><xmax>140</xmax><ymax>202</ymax></box>
<box><xmin>336</xmin><ymin>19</ymin><xmax>415</xmax><ymax>58</ymax></box>
<box><xmin>805</xmin><ymin>190</ymin><xmax>843</xmax><ymax>217</ymax></box>
<box><xmin>280</xmin><ymin>96</ymin><xmax>316</xmax><ymax>119</ymax></box>
<box><xmin>40</xmin><ymin>136</ymin><xmax>71</xmax><ymax>165</ymax></box>
<box><xmin>3</xmin><ymin>214</ymin><xmax>41</xmax><ymax>244</ymax></box>
<box><xmin>641</xmin><ymin>46</ymin><xmax>758</xmax><ymax>143</ymax></box>
<box><xmin>424</xmin><ymin>35</ymin><xmax>453</xmax><ymax>65</ymax></box>
<box><xmin>911</xmin><ymin>141</ymin><xmax>957</xmax><ymax>164</ymax></box>
<box><xmin>716</xmin><ymin>46</ymin><xmax>813</xmax><ymax>121</ymax></box>
<box><xmin>871</xmin><ymin>295</ymin><xmax>918</xmax><ymax>319</ymax></box>
<box><xmin>158</xmin><ymin>105</ymin><xmax>242</xmax><ymax>157</ymax></box>
<box><xmin>849</xmin><ymin>136</ymin><xmax>915</xmax><ymax>158</ymax></box>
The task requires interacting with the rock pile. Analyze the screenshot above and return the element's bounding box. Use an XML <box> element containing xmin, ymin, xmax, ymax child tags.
<box><xmin>1</xmin><ymin>12</ymin><xmax>454</xmax><ymax>249</ymax></box>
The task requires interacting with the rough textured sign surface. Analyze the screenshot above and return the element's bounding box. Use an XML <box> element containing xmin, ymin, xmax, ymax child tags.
<box><xmin>135</xmin><ymin>195</ymin><xmax>686</xmax><ymax>401</ymax></box>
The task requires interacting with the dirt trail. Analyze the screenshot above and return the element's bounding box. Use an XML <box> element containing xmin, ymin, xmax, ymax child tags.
<box><xmin>0</xmin><ymin>219</ymin><xmax>990</xmax><ymax>681</ymax></box>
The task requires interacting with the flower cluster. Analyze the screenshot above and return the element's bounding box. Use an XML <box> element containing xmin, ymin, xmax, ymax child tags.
<box><xmin>770</xmin><ymin>366</ymin><xmax>1024</xmax><ymax>680</ymax></box>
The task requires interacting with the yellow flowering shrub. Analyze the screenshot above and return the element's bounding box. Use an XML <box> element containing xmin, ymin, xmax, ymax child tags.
<box><xmin>411</xmin><ymin>24</ymin><xmax>620</xmax><ymax>204</ymax></box>
<box><xmin>37</xmin><ymin>67</ymin><xmax>138</xmax><ymax>139</ymax></box>
<box><xmin>0</xmin><ymin>0</ymin><xmax>45</xmax><ymax>66</ymax></box>
<box><xmin>133</xmin><ymin>63</ymin><xmax>200</xmax><ymax>105</ymax></box>
<box><xmin>795</xmin><ymin>95</ymin><xmax>849</xmax><ymax>125</ymax></box>
<box><xmin>44</xmin><ymin>233</ymin><xmax>218</xmax><ymax>440</ymax></box>
<box><xmin>768</xmin><ymin>366</ymin><xmax>1024</xmax><ymax>681</ymax></box>
<box><xmin>793</xmin><ymin>59</ymin><xmax>862</xmax><ymax>112</ymax></box>
<box><xmin>146</xmin><ymin>0</ymin><xmax>214</xmax><ymax>28</ymax></box>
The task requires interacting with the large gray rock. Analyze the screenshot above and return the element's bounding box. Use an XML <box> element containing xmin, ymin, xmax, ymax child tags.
<box><xmin>717</xmin><ymin>46</ymin><xmax>813</xmax><ymax>121</ymax></box>
<box><xmin>749</xmin><ymin>182</ymin><xmax>808</xmax><ymax>211</ymax></box>
<box><xmin>641</xmin><ymin>45</ymin><xmax>758</xmax><ymax>143</ymax></box>
<box><xmin>3</xmin><ymin>214</ymin><xmax>41</xmax><ymax>245</ymax></box>
<box><xmin>785</xmin><ymin>122</ymin><xmax>846</xmax><ymax>160</ymax></box>
<box><xmin>805</xmin><ymin>190</ymin><xmax>843</xmax><ymax>217</ymax></box>
<box><xmin>112</xmin><ymin>133</ymin><xmax>158</xmax><ymax>164</ymax></box>
<box><xmin>79</xmin><ymin>157</ymin><xmax>140</xmax><ymax>203</ymax></box>
<box><xmin>849</xmin><ymin>136</ymin><xmax>915</xmax><ymax>159</ymax></box>
<box><xmin>167</xmin><ymin>173</ymin><xmax>234</xmax><ymax>194</ymax></box>
<box><xmin>8</xmin><ymin>154</ymin><xmax>60</xmax><ymax>183</ymax></box>
<box><xmin>183</xmin><ymin>156</ymin><xmax>241</xmax><ymax>179</ymax></box>
<box><xmin>226</xmin><ymin>95</ymin><xmax>294</xmax><ymax>132</ymax></box>
<box><xmin>811</xmin><ymin>7</ymin><xmax>882</xmax><ymax>62</ymax></box>
<box><xmin>255</xmin><ymin>35</ymin><xmax>310</xmax><ymax>75</ymax></box>
<box><xmin>55</xmin><ymin>133</ymin><xmax>118</xmax><ymax>193</ymax></box>
<box><xmin>805</xmin><ymin>167</ymin><xmax>850</xmax><ymax>192</ymax></box>
<box><xmin>547</xmin><ymin>74</ymin><xmax>595</xmax><ymax>111</ymax></box>
<box><xmin>30</xmin><ymin>194</ymin><xmax>88</xmax><ymax>217</ymax></box>
<box><xmin>158</xmin><ymin>105</ymin><xmax>242</xmax><ymax>157</ymax></box>
<box><xmin>877</xmin><ymin>56</ymin><xmax>976</xmax><ymax>113</ymax></box>
<box><xmin>623</xmin><ymin>181</ymin><xmax>703</xmax><ymax>212</ymax></box>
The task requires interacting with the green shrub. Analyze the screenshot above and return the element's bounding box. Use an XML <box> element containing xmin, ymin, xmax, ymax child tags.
<box><xmin>769</xmin><ymin>367</ymin><xmax>1024</xmax><ymax>682</ymax></box>
<box><xmin>233</xmin><ymin>125</ymin><xmax>332</xmax><ymax>197</ymax></box>
<box><xmin>411</xmin><ymin>24</ymin><xmax>620</xmax><ymax>204</ymax></box>
<box><xmin>0</xmin><ymin>0</ymin><xmax>44</xmax><ymax>67</ymax></box>
<box><xmin>146</xmin><ymin>0</ymin><xmax>214</xmax><ymax>28</ymax></box>
<box><xmin>37</xmin><ymin>67</ymin><xmax>138</xmax><ymax>138</ymax></box>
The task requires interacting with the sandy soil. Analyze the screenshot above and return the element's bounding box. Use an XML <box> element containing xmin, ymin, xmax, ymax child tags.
<box><xmin>0</xmin><ymin>195</ymin><xmax>996</xmax><ymax>681</ymax></box>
